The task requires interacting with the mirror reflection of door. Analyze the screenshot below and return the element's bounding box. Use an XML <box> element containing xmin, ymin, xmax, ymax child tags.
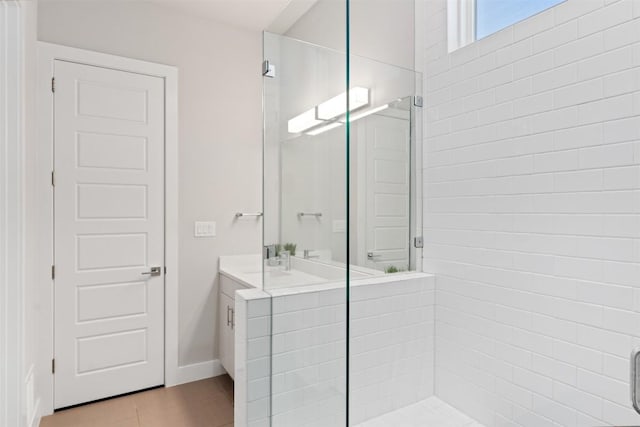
<box><xmin>356</xmin><ymin>98</ymin><xmax>411</xmax><ymax>272</ymax></box>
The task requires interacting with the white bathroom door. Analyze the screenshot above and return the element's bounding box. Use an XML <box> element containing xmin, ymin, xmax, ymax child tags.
<box><xmin>53</xmin><ymin>60</ymin><xmax>165</xmax><ymax>408</ymax></box>
<box><xmin>364</xmin><ymin>114</ymin><xmax>411</xmax><ymax>271</ymax></box>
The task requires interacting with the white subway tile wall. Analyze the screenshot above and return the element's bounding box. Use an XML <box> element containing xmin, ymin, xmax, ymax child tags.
<box><xmin>235</xmin><ymin>290</ymin><xmax>273</xmax><ymax>427</ymax></box>
<box><xmin>423</xmin><ymin>0</ymin><xmax>640</xmax><ymax>426</ymax></box>
<box><xmin>238</xmin><ymin>275</ymin><xmax>435</xmax><ymax>427</ymax></box>
<box><xmin>349</xmin><ymin>276</ymin><xmax>435</xmax><ymax>424</ymax></box>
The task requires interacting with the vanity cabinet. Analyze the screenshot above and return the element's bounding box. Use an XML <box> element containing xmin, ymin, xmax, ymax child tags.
<box><xmin>219</xmin><ymin>273</ymin><xmax>250</xmax><ymax>380</ymax></box>
<box><xmin>218</xmin><ymin>292</ymin><xmax>235</xmax><ymax>379</ymax></box>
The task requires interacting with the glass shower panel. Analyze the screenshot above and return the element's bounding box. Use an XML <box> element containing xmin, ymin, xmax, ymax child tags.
<box><xmin>263</xmin><ymin>38</ymin><xmax>421</xmax><ymax>282</ymax></box>
<box><xmin>347</xmin><ymin>56</ymin><xmax>422</xmax><ymax>275</ymax></box>
<box><xmin>263</xmin><ymin>32</ymin><xmax>349</xmax><ymax>289</ymax></box>
<box><xmin>347</xmin><ymin>49</ymin><xmax>425</xmax><ymax>427</ymax></box>
<box><xmin>263</xmin><ymin>31</ymin><xmax>348</xmax><ymax>426</ymax></box>
<box><xmin>261</xmin><ymin>2</ymin><xmax>423</xmax><ymax>425</ymax></box>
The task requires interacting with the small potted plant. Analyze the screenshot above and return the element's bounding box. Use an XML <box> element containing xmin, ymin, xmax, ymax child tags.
<box><xmin>283</xmin><ymin>243</ymin><xmax>297</xmax><ymax>256</ymax></box>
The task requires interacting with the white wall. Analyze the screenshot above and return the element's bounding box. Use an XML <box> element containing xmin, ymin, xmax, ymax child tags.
<box><xmin>23</xmin><ymin>0</ymin><xmax>41</xmax><ymax>424</ymax></box>
<box><xmin>37</xmin><ymin>1</ymin><xmax>263</xmax><ymax>370</ymax></box>
<box><xmin>0</xmin><ymin>2</ymin><xmax>39</xmax><ymax>426</ymax></box>
<box><xmin>286</xmin><ymin>0</ymin><xmax>415</xmax><ymax>70</ymax></box>
<box><xmin>0</xmin><ymin>3</ymin><xmax>33</xmax><ymax>426</ymax></box>
<box><xmin>423</xmin><ymin>0</ymin><xmax>640</xmax><ymax>425</ymax></box>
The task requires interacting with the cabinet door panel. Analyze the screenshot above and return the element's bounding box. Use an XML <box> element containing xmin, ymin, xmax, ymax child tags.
<box><xmin>219</xmin><ymin>293</ymin><xmax>235</xmax><ymax>379</ymax></box>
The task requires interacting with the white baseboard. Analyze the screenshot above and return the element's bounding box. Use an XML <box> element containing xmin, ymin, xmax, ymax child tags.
<box><xmin>169</xmin><ymin>359</ymin><xmax>226</xmax><ymax>387</ymax></box>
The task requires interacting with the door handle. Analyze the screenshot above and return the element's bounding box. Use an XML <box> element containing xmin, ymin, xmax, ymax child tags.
<box><xmin>367</xmin><ymin>252</ymin><xmax>381</xmax><ymax>260</ymax></box>
<box><xmin>141</xmin><ymin>267</ymin><xmax>162</xmax><ymax>276</ymax></box>
<box><xmin>631</xmin><ymin>347</ymin><xmax>640</xmax><ymax>414</ymax></box>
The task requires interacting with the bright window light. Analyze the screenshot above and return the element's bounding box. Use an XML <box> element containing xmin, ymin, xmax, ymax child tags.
<box><xmin>448</xmin><ymin>0</ymin><xmax>566</xmax><ymax>51</ymax></box>
<box><xmin>476</xmin><ymin>0</ymin><xmax>565</xmax><ymax>40</ymax></box>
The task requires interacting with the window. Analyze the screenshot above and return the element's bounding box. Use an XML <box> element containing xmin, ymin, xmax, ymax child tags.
<box><xmin>448</xmin><ymin>0</ymin><xmax>566</xmax><ymax>51</ymax></box>
<box><xmin>476</xmin><ymin>0</ymin><xmax>565</xmax><ymax>39</ymax></box>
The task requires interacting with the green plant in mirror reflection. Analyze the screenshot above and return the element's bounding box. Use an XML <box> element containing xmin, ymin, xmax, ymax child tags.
<box><xmin>283</xmin><ymin>243</ymin><xmax>297</xmax><ymax>257</ymax></box>
<box><xmin>385</xmin><ymin>265</ymin><xmax>408</xmax><ymax>274</ymax></box>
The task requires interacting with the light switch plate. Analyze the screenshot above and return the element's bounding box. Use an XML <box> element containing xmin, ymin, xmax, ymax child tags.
<box><xmin>194</xmin><ymin>221</ymin><xmax>216</xmax><ymax>237</ymax></box>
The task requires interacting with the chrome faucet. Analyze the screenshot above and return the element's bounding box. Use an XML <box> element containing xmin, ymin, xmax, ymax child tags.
<box><xmin>264</xmin><ymin>244</ymin><xmax>279</xmax><ymax>267</ymax></box>
<box><xmin>280</xmin><ymin>250</ymin><xmax>291</xmax><ymax>271</ymax></box>
<box><xmin>303</xmin><ymin>249</ymin><xmax>320</xmax><ymax>259</ymax></box>
<box><xmin>264</xmin><ymin>245</ymin><xmax>291</xmax><ymax>270</ymax></box>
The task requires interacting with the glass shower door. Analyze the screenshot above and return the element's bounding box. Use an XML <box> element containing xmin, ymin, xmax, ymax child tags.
<box><xmin>260</xmin><ymin>2</ymin><xmax>423</xmax><ymax>425</ymax></box>
<box><xmin>262</xmin><ymin>29</ymin><xmax>349</xmax><ymax>427</ymax></box>
<box><xmin>346</xmin><ymin>58</ymin><xmax>425</xmax><ymax>427</ymax></box>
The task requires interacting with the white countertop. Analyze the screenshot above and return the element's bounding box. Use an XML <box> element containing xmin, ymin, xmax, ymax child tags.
<box><xmin>219</xmin><ymin>254</ymin><xmax>431</xmax><ymax>295</ymax></box>
<box><xmin>219</xmin><ymin>254</ymin><xmax>328</xmax><ymax>289</ymax></box>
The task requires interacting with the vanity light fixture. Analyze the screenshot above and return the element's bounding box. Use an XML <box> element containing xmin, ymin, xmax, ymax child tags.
<box><xmin>288</xmin><ymin>87</ymin><xmax>370</xmax><ymax>134</ymax></box>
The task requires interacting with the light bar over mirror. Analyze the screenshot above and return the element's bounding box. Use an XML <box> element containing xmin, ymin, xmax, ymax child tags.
<box><xmin>287</xmin><ymin>86</ymin><xmax>370</xmax><ymax>134</ymax></box>
<box><xmin>287</xmin><ymin>108</ymin><xmax>324</xmax><ymax>133</ymax></box>
<box><xmin>305</xmin><ymin>122</ymin><xmax>343</xmax><ymax>136</ymax></box>
<box><xmin>316</xmin><ymin>87</ymin><xmax>369</xmax><ymax>120</ymax></box>
<box><xmin>341</xmin><ymin>103</ymin><xmax>389</xmax><ymax>123</ymax></box>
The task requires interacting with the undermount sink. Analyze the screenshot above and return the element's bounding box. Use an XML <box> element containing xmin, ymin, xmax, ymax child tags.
<box><xmin>238</xmin><ymin>269</ymin><xmax>290</xmax><ymax>277</ymax></box>
<box><xmin>266</xmin><ymin>270</ymin><xmax>291</xmax><ymax>278</ymax></box>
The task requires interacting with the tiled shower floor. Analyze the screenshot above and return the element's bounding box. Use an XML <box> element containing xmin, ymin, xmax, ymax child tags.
<box><xmin>356</xmin><ymin>397</ymin><xmax>485</xmax><ymax>427</ymax></box>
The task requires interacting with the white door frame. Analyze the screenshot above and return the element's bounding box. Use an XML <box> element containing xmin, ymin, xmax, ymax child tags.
<box><xmin>0</xmin><ymin>1</ymin><xmax>25</xmax><ymax>426</ymax></box>
<box><xmin>36</xmin><ymin>42</ymin><xmax>179</xmax><ymax>416</ymax></box>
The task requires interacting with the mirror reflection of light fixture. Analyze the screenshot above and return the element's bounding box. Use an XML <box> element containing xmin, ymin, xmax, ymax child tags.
<box><xmin>287</xmin><ymin>108</ymin><xmax>324</xmax><ymax>133</ymax></box>
<box><xmin>287</xmin><ymin>87</ymin><xmax>370</xmax><ymax>134</ymax></box>
<box><xmin>343</xmin><ymin>104</ymin><xmax>389</xmax><ymax>122</ymax></box>
<box><xmin>305</xmin><ymin>103</ymin><xmax>390</xmax><ymax>136</ymax></box>
<box><xmin>305</xmin><ymin>122</ymin><xmax>343</xmax><ymax>136</ymax></box>
<box><xmin>316</xmin><ymin>87</ymin><xmax>369</xmax><ymax>120</ymax></box>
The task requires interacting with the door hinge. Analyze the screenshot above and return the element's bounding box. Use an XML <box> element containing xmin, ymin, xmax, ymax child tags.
<box><xmin>413</xmin><ymin>95</ymin><xmax>423</xmax><ymax>108</ymax></box>
<box><xmin>164</xmin><ymin>266</ymin><xmax>167</xmax><ymax>275</ymax></box>
<box><xmin>51</xmin><ymin>359</ymin><xmax>55</xmax><ymax>374</ymax></box>
<box><xmin>51</xmin><ymin>265</ymin><xmax>55</xmax><ymax>280</ymax></box>
<box><xmin>51</xmin><ymin>77</ymin><xmax>55</xmax><ymax>93</ymax></box>
<box><xmin>51</xmin><ymin>171</ymin><xmax>55</xmax><ymax>187</ymax></box>
<box><xmin>414</xmin><ymin>236</ymin><xmax>424</xmax><ymax>248</ymax></box>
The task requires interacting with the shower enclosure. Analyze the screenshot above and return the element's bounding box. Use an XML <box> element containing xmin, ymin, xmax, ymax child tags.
<box><xmin>227</xmin><ymin>1</ymin><xmax>640</xmax><ymax>426</ymax></box>
<box><xmin>255</xmin><ymin>2</ymin><xmax>427</xmax><ymax>423</ymax></box>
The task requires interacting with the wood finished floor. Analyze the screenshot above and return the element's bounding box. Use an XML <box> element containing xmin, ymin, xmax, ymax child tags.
<box><xmin>40</xmin><ymin>375</ymin><xmax>234</xmax><ymax>427</ymax></box>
